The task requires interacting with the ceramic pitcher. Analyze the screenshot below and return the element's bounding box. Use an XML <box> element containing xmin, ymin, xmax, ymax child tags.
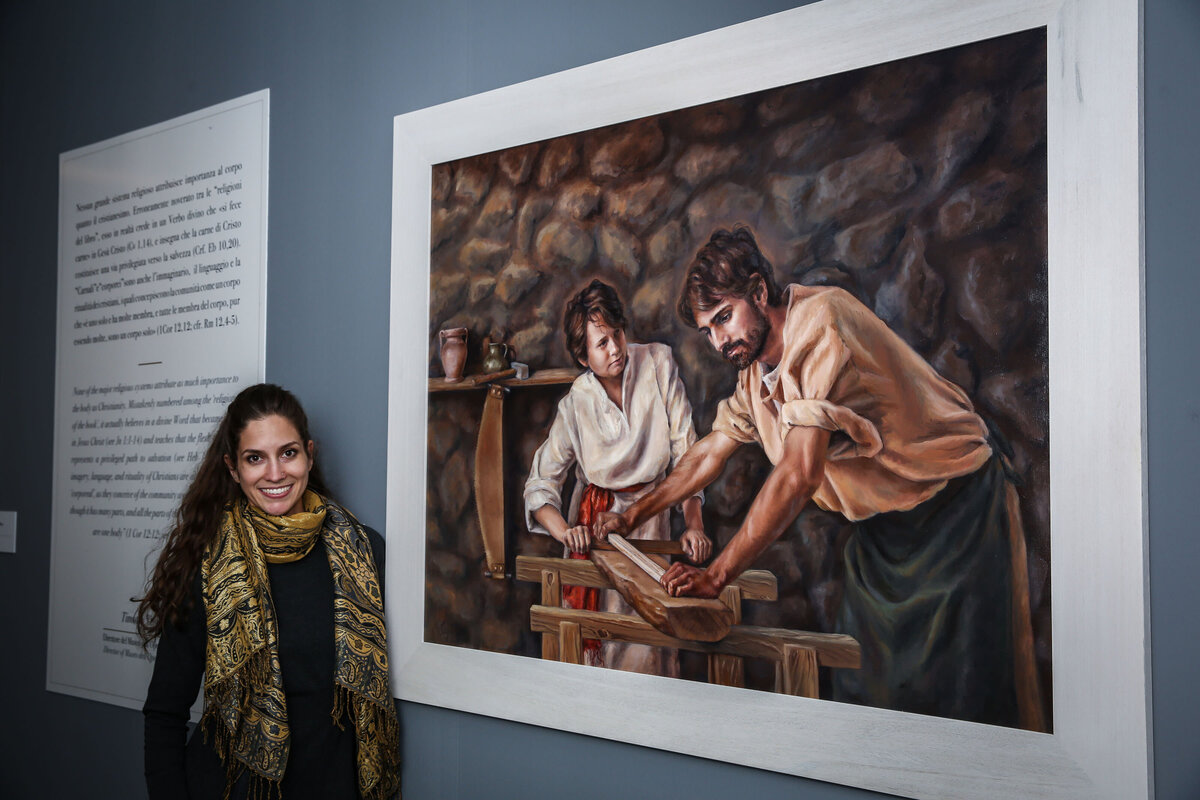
<box><xmin>438</xmin><ymin>328</ymin><xmax>468</xmax><ymax>382</ymax></box>
<box><xmin>481</xmin><ymin>342</ymin><xmax>509</xmax><ymax>374</ymax></box>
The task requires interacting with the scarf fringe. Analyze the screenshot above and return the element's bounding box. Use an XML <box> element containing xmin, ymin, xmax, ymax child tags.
<box><xmin>332</xmin><ymin>684</ymin><xmax>402</xmax><ymax>800</ymax></box>
<box><xmin>331</xmin><ymin>681</ymin><xmax>349</xmax><ymax>730</ymax></box>
<box><xmin>246</xmin><ymin>773</ymin><xmax>283</xmax><ymax>800</ymax></box>
<box><xmin>202</xmin><ymin>646</ymin><xmax>284</xmax><ymax>799</ymax></box>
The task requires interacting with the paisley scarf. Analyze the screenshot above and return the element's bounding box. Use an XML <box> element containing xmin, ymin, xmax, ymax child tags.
<box><xmin>201</xmin><ymin>491</ymin><xmax>401</xmax><ymax>799</ymax></box>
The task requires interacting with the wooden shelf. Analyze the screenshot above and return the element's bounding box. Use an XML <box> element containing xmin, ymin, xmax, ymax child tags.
<box><xmin>428</xmin><ymin>367</ymin><xmax>579</xmax><ymax>393</ymax></box>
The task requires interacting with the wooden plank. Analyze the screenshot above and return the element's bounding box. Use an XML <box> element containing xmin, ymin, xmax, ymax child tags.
<box><xmin>474</xmin><ymin>385</ymin><xmax>506</xmax><ymax>577</ymax></box>
<box><xmin>465</xmin><ymin>367</ymin><xmax>517</xmax><ymax>386</ymax></box>
<box><xmin>559</xmin><ymin>621</ymin><xmax>583</xmax><ymax>664</ymax></box>
<box><xmin>428</xmin><ymin>367</ymin><xmax>579</xmax><ymax>393</ymax></box>
<box><xmin>607</xmin><ymin>533</ymin><xmax>666</xmax><ymax>582</ymax></box>
<box><xmin>592</xmin><ymin>539</ymin><xmax>684</xmax><ymax>555</ymax></box>
<box><xmin>542</xmin><ymin>630</ymin><xmax>560</xmax><ymax>661</ymax></box>
<box><xmin>719</xmin><ymin>585</ymin><xmax>744</xmax><ymax>624</ymax></box>
<box><xmin>517</xmin><ymin>555</ymin><xmax>608</xmax><ymax>588</ymax></box>
<box><xmin>530</xmin><ymin>605</ymin><xmax>860</xmax><ymax>669</ymax></box>
<box><xmin>540</xmin><ymin>569</ymin><xmax>561</xmax><ymax>660</ymax></box>
<box><xmin>591</xmin><ymin>549</ymin><xmax>733</xmax><ymax>642</ymax></box>
<box><xmin>517</xmin><ymin>555</ymin><xmax>778</xmax><ymax>601</ymax></box>
<box><xmin>721</xmin><ymin>624</ymin><xmax>859</xmax><ymax>669</ymax></box>
<box><xmin>732</xmin><ymin>569</ymin><xmax>777</xmax><ymax>602</ymax></box>
<box><xmin>427</xmin><ymin>376</ymin><xmax>471</xmax><ymax>393</ymax></box>
<box><xmin>542</xmin><ymin>632</ymin><xmax>560</xmax><ymax>661</ymax></box>
<box><xmin>540</xmin><ymin>568</ymin><xmax>562</xmax><ymax>607</ymax></box>
<box><xmin>708</xmin><ymin>654</ymin><xmax>745</xmax><ymax>687</ymax></box>
<box><xmin>780</xmin><ymin>644</ymin><xmax>820</xmax><ymax>698</ymax></box>
<box><xmin>427</xmin><ymin>367</ymin><xmax>515</xmax><ymax>391</ymax></box>
<box><xmin>713</xmin><ymin>587</ymin><xmax>746</xmax><ymax>684</ymax></box>
<box><xmin>501</xmin><ymin>367</ymin><xmax>579</xmax><ymax>387</ymax></box>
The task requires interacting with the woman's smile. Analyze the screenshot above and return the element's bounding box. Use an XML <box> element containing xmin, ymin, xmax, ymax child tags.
<box><xmin>224</xmin><ymin>414</ymin><xmax>314</xmax><ymax>516</ymax></box>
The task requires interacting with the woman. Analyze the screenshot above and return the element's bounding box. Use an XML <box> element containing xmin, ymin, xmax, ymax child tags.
<box><xmin>138</xmin><ymin>384</ymin><xmax>400</xmax><ymax>799</ymax></box>
<box><xmin>524</xmin><ymin>280</ymin><xmax>711</xmax><ymax>674</ymax></box>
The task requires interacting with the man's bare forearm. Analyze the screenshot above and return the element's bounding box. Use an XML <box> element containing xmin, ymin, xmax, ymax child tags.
<box><xmin>705</xmin><ymin>426</ymin><xmax>830</xmax><ymax>588</ymax></box>
<box><xmin>706</xmin><ymin>467</ymin><xmax>814</xmax><ymax>587</ymax></box>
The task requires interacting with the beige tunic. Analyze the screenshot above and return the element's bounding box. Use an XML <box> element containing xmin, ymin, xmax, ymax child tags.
<box><xmin>711</xmin><ymin>284</ymin><xmax>991</xmax><ymax>521</ymax></box>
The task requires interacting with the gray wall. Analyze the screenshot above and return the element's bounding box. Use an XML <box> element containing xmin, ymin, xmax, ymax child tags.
<box><xmin>0</xmin><ymin>1</ymin><xmax>1194</xmax><ymax>798</ymax></box>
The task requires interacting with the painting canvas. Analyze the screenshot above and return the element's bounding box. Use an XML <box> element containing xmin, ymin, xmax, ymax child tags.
<box><xmin>389</xmin><ymin>1</ymin><xmax>1148</xmax><ymax>797</ymax></box>
<box><xmin>423</xmin><ymin>28</ymin><xmax>1050</xmax><ymax>730</ymax></box>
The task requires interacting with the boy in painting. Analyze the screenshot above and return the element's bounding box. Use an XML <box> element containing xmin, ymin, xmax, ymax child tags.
<box><xmin>596</xmin><ymin>227</ymin><xmax>1043</xmax><ymax>729</ymax></box>
<box><xmin>524</xmin><ymin>279</ymin><xmax>711</xmax><ymax>675</ymax></box>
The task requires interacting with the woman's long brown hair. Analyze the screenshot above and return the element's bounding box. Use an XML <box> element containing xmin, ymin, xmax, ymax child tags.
<box><xmin>135</xmin><ymin>383</ymin><xmax>330</xmax><ymax>643</ymax></box>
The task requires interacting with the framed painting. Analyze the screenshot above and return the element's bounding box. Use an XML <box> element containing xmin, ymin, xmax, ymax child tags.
<box><xmin>386</xmin><ymin>1</ymin><xmax>1148</xmax><ymax>798</ymax></box>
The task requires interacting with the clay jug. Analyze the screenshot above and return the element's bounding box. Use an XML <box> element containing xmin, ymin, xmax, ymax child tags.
<box><xmin>481</xmin><ymin>342</ymin><xmax>509</xmax><ymax>374</ymax></box>
<box><xmin>438</xmin><ymin>328</ymin><xmax>468</xmax><ymax>382</ymax></box>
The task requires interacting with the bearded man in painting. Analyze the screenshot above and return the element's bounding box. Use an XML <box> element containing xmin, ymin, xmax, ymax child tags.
<box><xmin>596</xmin><ymin>225</ymin><xmax>1042</xmax><ymax>730</ymax></box>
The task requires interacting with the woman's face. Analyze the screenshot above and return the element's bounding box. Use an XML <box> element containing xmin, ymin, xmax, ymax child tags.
<box><xmin>224</xmin><ymin>414</ymin><xmax>314</xmax><ymax>516</ymax></box>
<box><xmin>581</xmin><ymin>317</ymin><xmax>628</xmax><ymax>381</ymax></box>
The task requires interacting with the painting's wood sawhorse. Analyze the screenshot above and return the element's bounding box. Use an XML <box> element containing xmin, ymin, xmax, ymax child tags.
<box><xmin>516</xmin><ymin>554</ymin><xmax>861</xmax><ymax>698</ymax></box>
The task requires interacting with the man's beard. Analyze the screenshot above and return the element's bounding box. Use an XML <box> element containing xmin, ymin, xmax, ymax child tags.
<box><xmin>720</xmin><ymin>310</ymin><xmax>769</xmax><ymax>370</ymax></box>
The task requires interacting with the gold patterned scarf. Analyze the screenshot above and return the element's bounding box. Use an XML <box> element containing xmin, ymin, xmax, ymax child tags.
<box><xmin>201</xmin><ymin>491</ymin><xmax>401</xmax><ymax>799</ymax></box>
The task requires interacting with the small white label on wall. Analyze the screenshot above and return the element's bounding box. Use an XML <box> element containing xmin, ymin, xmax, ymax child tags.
<box><xmin>0</xmin><ymin>511</ymin><xmax>16</xmax><ymax>553</ymax></box>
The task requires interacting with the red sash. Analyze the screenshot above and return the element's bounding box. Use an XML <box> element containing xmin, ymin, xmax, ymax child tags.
<box><xmin>562</xmin><ymin>482</ymin><xmax>646</xmax><ymax>666</ymax></box>
<box><xmin>562</xmin><ymin>484</ymin><xmax>611</xmax><ymax>665</ymax></box>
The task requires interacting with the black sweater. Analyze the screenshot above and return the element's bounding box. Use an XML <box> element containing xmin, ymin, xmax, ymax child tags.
<box><xmin>143</xmin><ymin>528</ymin><xmax>387</xmax><ymax>799</ymax></box>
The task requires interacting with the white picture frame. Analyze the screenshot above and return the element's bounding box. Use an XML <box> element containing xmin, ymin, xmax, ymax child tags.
<box><xmin>386</xmin><ymin>2</ymin><xmax>1149</xmax><ymax>798</ymax></box>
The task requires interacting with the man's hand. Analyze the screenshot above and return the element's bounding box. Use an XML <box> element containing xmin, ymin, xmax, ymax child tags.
<box><xmin>591</xmin><ymin>511</ymin><xmax>629</xmax><ymax>542</ymax></box>
<box><xmin>660</xmin><ymin>562</ymin><xmax>722</xmax><ymax>598</ymax></box>
<box><xmin>560</xmin><ymin>525</ymin><xmax>591</xmax><ymax>554</ymax></box>
<box><xmin>679</xmin><ymin>529</ymin><xmax>712</xmax><ymax>564</ymax></box>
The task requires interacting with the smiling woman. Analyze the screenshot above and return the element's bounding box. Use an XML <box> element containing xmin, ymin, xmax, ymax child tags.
<box><xmin>135</xmin><ymin>383</ymin><xmax>401</xmax><ymax>800</ymax></box>
<box><xmin>224</xmin><ymin>414</ymin><xmax>314</xmax><ymax>516</ymax></box>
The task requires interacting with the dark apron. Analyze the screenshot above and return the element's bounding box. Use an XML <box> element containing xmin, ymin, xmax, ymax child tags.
<box><xmin>831</xmin><ymin>456</ymin><xmax>1019</xmax><ymax>727</ymax></box>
